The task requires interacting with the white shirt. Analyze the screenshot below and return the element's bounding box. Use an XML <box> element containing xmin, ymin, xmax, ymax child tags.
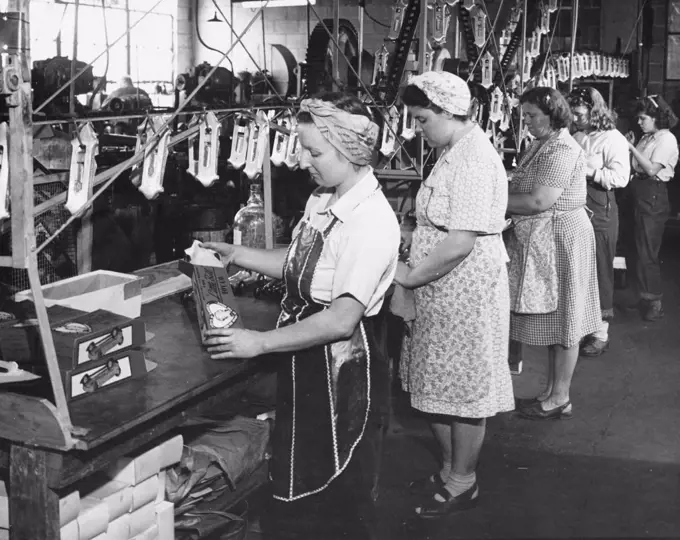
<box><xmin>632</xmin><ymin>129</ymin><xmax>679</xmax><ymax>182</ymax></box>
<box><xmin>572</xmin><ymin>129</ymin><xmax>631</xmax><ymax>190</ymax></box>
<box><xmin>293</xmin><ymin>170</ymin><xmax>400</xmax><ymax>317</ymax></box>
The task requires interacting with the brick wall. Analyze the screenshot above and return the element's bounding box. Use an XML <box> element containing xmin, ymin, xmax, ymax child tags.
<box><xmin>646</xmin><ymin>0</ymin><xmax>668</xmax><ymax>95</ymax></box>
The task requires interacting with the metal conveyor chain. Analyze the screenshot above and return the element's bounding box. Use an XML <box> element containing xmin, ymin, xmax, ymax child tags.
<box><xmin>458</xmin><ymin>6</ymin><xmax>479</xmax><ymax>67</ymax></box>
<box><xmin>384</xmin><ymin>0</ymin><xmax>421</xmax><ymax>104</ymax></box>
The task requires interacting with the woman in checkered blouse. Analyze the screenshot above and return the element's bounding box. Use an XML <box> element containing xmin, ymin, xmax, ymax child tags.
<box><xmin>507</xmin><ymin>87</ymin><xmax>600</xmax><ymax>421</ymax></box>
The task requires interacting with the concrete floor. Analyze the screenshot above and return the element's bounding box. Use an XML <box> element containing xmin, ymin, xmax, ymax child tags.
<box><xmin>375</xmin><ymin>229</ymin><xmax>680</xmax><ymax>539</ymax></box>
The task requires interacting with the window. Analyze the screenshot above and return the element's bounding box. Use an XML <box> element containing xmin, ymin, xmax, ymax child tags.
<box><xmin>30</xmin><ymin>0</ymin><xmax>176</xmax><ymax>91</ymax></box>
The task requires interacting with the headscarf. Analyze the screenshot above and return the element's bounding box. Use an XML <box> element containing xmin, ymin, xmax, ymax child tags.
<box><xmin>298</xmin><ymin>98</ymin><xmax>379</xmax><ymax>166</ymax></box>
<box><xmin>408</xmin><ymin>71</ymin><xmax>471</xmax><ymax>116</ymax></box>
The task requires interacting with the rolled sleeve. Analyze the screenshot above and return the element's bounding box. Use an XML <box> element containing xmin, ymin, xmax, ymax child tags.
<box><xmin>649</xmin><ymin>132</ymin><xmax>679</xmax><ymax>181</ymax></box>
<box><xmin>331</xmin><ymin>222</ymin><xmax>399</xmax><ymax>309</ymax></box>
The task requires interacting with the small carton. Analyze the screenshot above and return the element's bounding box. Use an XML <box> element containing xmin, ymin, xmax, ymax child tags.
<box><xmin>178</xmin><ymin>241</ymin><xmax>243</xmax><ymax>345</ymax></box>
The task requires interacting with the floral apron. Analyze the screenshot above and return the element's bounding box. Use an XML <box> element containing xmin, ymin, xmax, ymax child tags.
<box><xmin>271</xmin><ymin>212</ymin><xmax>384</xmax><ymax>502</ymax></box>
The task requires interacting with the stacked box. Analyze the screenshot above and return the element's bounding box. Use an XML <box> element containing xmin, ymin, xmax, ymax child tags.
<box><xmin>0</xmin><ymin>303</ymin><xmax>150</xmax><ymax>401</ymax></box>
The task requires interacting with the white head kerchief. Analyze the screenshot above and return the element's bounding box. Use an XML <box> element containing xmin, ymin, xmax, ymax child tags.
<box><xmin>409</xmin><ymin>71</ymin><xmax>471</xmax><ymax>116</ymax></box>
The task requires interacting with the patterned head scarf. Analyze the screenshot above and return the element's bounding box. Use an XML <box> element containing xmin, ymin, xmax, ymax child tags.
<box><xmin>298</xmin><ymin>98</ymin><xmax>379</xmax><ymax>166</ymax></box>
<box><xmin>408</xmin><ymin>71</ymin><xmax>471</xmax><ymax>116</ymax></box>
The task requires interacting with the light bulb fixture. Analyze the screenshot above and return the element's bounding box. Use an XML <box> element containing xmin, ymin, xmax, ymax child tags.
<box><xmin>207</xmin><ymin>10</ymin><xmax>222</xmax><ymax>22</ymax></box>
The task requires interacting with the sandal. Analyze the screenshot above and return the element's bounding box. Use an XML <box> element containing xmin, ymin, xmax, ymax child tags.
<box><xmin>408</xmin><ymin>473</ymin><xmax>445</xmax><ymax>495</ymax></box>
<box><xmin>415</xmin><ymin>484</ymin><xmax>480</xmax><ymax>519</ymax></box>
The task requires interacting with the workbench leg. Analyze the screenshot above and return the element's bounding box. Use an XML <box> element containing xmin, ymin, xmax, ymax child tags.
<box><xmin>9</xmin><ymin>444</ymin><xmax>60</xmax><ymax>540</ymax></box>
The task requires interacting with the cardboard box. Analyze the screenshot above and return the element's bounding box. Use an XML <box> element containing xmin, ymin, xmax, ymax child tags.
<box><xmin>0</xmin><ymin>307</ymin><xmax>146</xmax><ymax>370</ymax></box>
<box><xmin>14</xmin><ymin>270</ymin><xmax>142</xmax><ymax>319</ymax></box>
<box><xmin>178</xmin><ymin>259</ymin><xmax>243</xmax><ymax>344</ymax></box>
<box><xmin>63</xmin><ymin>349</ymin><xmax>149</xmax><ymax>401</ymax></box>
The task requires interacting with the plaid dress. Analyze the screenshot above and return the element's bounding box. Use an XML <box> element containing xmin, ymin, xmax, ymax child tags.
<box><xmin>509</xmin><ymin>129</ymin><xmax>600</xmax><ymax>348</ymax></box>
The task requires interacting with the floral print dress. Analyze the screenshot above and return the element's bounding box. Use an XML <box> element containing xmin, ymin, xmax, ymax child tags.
<box><xmin>400</xmin><ymin>126</ymin><xmax>515</xmax><ymax>418</ymax></box>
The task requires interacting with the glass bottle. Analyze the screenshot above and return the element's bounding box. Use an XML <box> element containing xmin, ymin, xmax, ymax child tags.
<box><xmin>233</xmin><ymin>183</ymin><xmax>266</xmax><ymax>249</ymax></box>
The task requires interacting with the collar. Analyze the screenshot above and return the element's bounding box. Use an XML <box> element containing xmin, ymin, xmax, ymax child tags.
<box><xmin>315</xmin><ymin>169</ymin><xmax>380</xmax><ymax>223</ymax></box>
<box><xmin>642</xmin><ymin>129</ymin><xmax>668</xmax><ymax>141</ymax></box>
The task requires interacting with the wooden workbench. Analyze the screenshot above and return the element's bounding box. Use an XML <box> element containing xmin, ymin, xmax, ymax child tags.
<box><xmin>0</xmin><ymin>292</ymin><xmax>281</xmax><ymax>540</ymax></box>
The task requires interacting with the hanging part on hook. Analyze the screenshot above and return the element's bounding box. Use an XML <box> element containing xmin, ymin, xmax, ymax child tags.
<box><xmin>228</xmin><ymin>115</ymin><xmax>250</xmax><ymax>170</ymax></box>
<box><xmin>244</xmin><ymin>110</ymin><xmax>270</xmax><ymax>180</ymax></box>
<box><xmin>195</xmin><ymin>111</ymin><xmax>221</xmax><ymax>187</ymax></box>
<box><xmin>65</xmin><ymin>123</ymin><xmax>99</xmax><ymax>216</ymax></box>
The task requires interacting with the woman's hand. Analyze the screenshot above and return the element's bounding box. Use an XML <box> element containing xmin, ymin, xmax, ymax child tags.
<box><xmin>202</xmin><ymin>242</ymin><xmax>240</xmax><ymax>266</ymax></box>
<box><xmin>625</xmin><ymin>130</ymin><xmax>636</xmax><ymax>149</ymax></box>
<box><xmin>394</xmin><ymin>261</ymin><xmax>412</xmax><ymax>288</ymax></box>
<box><xmin>204</xmin><ymin>328</ymin><xmax>266</xmax><ymax>359</ymax></box>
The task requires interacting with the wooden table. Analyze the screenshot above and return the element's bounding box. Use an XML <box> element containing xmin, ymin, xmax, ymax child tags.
<box><xmin>0</xmin><ymin>293</ymin><xmax>281</xmax><ymax>540</ymax></box>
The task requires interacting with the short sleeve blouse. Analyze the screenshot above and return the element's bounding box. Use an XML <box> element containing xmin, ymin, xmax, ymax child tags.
<box><xmin>420</xmin><ymin>126</ymin><xmax>508</xmax><ymax>234</ymax></box>
<box><xmin>632</xmin><ymin>129</ymin><xmax>679</xmax><ymax>182</ymax></box>
<box><xmin>293</xmin><ymin>171</ymin><xmax>401</xmax><ymax>316</ymax></box>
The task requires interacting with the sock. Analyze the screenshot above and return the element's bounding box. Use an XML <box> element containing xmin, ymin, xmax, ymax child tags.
<box><xmin>592</xmin><ymin>320</ymin><xmax>609</xmax><ymax>341</ymax></box>
<box><xmin>438</xmin><ymin>458</ymin><xmax>452</xmax><ymax>482</ymax></box>
<box><xmin>435</xmin><ymin>472</ymin><xmax>477</xmax><ymax>501</ymax></box>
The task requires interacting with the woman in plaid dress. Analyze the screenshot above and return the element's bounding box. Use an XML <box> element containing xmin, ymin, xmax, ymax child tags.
<box><xmin>507</xmin><ymin>87</ymin><xmax>600</xmax><ymax>420</ymax></box>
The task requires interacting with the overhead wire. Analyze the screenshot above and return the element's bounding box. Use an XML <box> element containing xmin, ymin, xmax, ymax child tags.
<box><xmin>87</xmin><ymin>0</ymin><xmax>110</xmax><ymax>110</ymax></box>
<box><xmin>35</xmin><ymin>0</ymin><xmax>166</xmax><ymax>114</ymax></box>
<box><xmin>362</xmin><ymin>2</ymin><xmax>390</xmax><ymax>29</ymax></box>
<box><xmin>211</xmin><ymin>0</ymin><xmax>285</xmax><ymax>103</ymax></box>
<box><xmin>539</xmin><ymin>0</ymin><xmax>563</xmax><ymax>81</ymax></box>
<box><xmin>619</xmin><ymin>0</ymin><xmax>648</xmax><ymax>59</ymax></box>
<box><xmin>195</xmin><ymin>0</ymin><xmax>236</xmax><ymax>100</ymax></box>
<box><xmin>466</xmin><ymin>0</ymin><xmax>505</xmax><ymax>83</ymax></box>
<box><xmin>306</xmin><ymin>2</ymin><xmax>422</xmax><ymax>175</ymax></box>
<box><xmin>35</xmin><ymin>2</ymin><xmax>272</xmax><ymax>256</ymax></box>
<box><xmin>477</xmin><ymin>0</ymin><xmax>520</xmax><ymax>151</ymax></box>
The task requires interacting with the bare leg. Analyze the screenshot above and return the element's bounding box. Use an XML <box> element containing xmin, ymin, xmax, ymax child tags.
<box><xmin>431</xmin><ymin>421</ymin><xmax>452</xmax><ymax>481</ymax></box>
<box><xmin>451</xmin><ymin>417</ymin><xmax>486</xmax><ymax>476</ymax></box>
<box><xmin>537</xmin><ymin>347</ymin><xmax>556</xmax><ymax>401</ymax></box>
<box><xmin>542</xmin><ymin>344</ymin><xmax>579</xmax><ymax>409</ymax></box>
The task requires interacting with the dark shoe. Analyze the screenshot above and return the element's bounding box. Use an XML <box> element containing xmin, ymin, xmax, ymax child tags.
<box><xmin>643</xmin><ymin>300</ymin><xmax>664</xmax><ymax>322</ymax></box>
<box><xmin>515</xmin><ymin>396</ymin><xmax>541</xmax><ymax>408</ymax></box>
<box><xmin>517</xmin><ymin>400</ymin><xmax>573</xmax><ymax>420</ymax></box>
<box><xmin>415</xmin><ymin>484</ymin><xmax>480</xmax><ymax>519</ymax></box>
<box><xmin>580</xmin><ymin>336</ymin><xmax>609</xmax><ymax>357</ymax></box>
<box><xmin>408</xmin><ymin>473</ymin><xmax>445</xmax><ymax>495</ymax></box>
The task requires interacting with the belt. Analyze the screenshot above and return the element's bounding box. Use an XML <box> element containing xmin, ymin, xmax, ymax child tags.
<box><xmin>632</xmin><ymin>172</ymin><xmax>663</xmax><ymax>183</ymax></box>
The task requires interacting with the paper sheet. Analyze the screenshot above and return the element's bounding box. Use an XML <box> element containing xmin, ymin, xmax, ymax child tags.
<box><xmin>184</xmin><ymin>240</ymin><xmax>222</xmax><ymax>268</ymax></box>
<box><xmin>0</xmin><ymin>361</ymin><xmax>40</xmax><ymax>384</ymax></box>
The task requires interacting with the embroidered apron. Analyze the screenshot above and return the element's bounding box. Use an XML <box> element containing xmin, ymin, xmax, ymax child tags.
<box><xmin>271</xmin><ymin>211</ymin><xmax>382</xmax><ymax>502</ymax></box>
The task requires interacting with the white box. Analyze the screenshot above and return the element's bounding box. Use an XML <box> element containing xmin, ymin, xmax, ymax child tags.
<box><xmin>15</xmin><ymin>270</ymin><xmax>142</xmax><ymax>319</ymax></box>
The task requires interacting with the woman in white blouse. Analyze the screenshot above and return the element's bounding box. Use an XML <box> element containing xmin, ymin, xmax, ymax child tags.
<box><xmin>568</xmin><ymin>87</ymin><xmax>630</xmax><ymax>356</ymax></box>
<box><xmin>625</xmin><ymin>95</ymin><xmax>678</xmax><ymax>321</ymax></box>
<box><xmin>202</xmin><ymin>93</ymin><xmax>400</xmax><ymax>539</ymax></box>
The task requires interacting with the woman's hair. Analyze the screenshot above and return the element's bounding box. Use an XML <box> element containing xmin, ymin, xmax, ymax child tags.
<box><xmin>400</xmin><ymin>84</ymin><xmax>469</xmax><ymax>122</ymax></box>
<box><xmin>568</xmin><ymin>86</ymin><xmax>617</xmax><ymax>130</ymax></box>
<box><xmin>520</xmin><ymin>87</ymin><xmax>572</xmax><ymax>130</ymax></box>
<box><xmin>633</xmin><ymin>95</ymin><xmax>678</xmax><ymax>130</ymax></box>
<box><xmin>297</xmin><ymin>91</ymin><xmax>374</xmax><ymax>124</ymax></box>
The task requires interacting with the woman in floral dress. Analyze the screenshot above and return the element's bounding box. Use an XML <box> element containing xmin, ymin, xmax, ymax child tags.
<box><xmin>395</xmin><ymin>71</ymin><xmax>514</xmax><ymax>518</ymax></box>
